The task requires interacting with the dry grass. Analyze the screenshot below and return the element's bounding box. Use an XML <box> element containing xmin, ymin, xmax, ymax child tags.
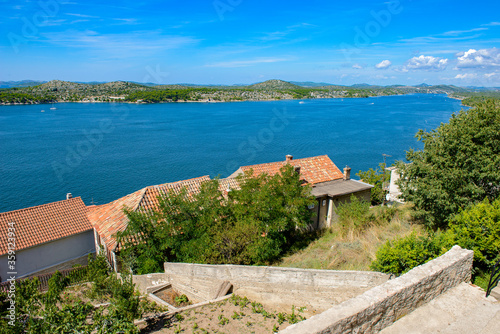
<box><xmin>279</xmin><ymin>204</ymin><xmax>426</xmax><ymax>271</ymax></box>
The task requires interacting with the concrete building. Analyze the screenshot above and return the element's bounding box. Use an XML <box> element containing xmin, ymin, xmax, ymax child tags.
<box><xmin>0</xmin><ymin>196</ymin><xmax>95</xmax><ymax>282</ymax></box>
<box><xmin>385</xmin><ymin>166</ymin><xmax>404</xmax><ymax>204</ymax></box>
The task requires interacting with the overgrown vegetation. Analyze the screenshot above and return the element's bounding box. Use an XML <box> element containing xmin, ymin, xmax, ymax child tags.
<box><xmin>118</xmin><ymin>164</ymin><xmax>315</xmax><ymax>274</ymax></box>
<box><xmin>0</xmin><ymin>253</ymin><xmax>163</xmax><ymax>333</ymax></box>
<box><xmin>396</xmin><ymin>99</ymin><xmax>500</xmax><ymax>229</ymax></box>
<box><xmin>370</xmin><ymin>98</ymin><xmax>500</xmax><ymax>289</ymax></box>
<box><xmin>280</xmin><ymin>203</ymin><xmax>423</xmax><ymax>271</ymax></box>
<box><xmin>371</xmin><ymin>197</ymin><xmax>500</xmax><ymax>288</ymax></box>
<box><xmin>356</xmin><ymin>163</ymin><xmax>391</xmax><ymax>205</ymax></box>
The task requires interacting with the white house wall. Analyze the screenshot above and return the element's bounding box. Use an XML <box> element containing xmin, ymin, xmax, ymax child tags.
<box><xmin>0</xmin><ymin>230</ymin><xmax>95</xmax><ymax>282</ymax></box>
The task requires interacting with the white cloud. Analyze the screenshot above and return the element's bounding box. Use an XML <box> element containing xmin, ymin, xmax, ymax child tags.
<box><xmin>66</xmin><ymin>13</ymin><xmax>100</xmax><ymax>19</ymax></box>
<box><xmin>454</xmin><ymin>73</ymin><xmax>477</xmax><ymax>79</ymax></box>
<box><xmin>455</xmin><ymin>48</ymin><xmax>500</xmax><ymax>69</ymax></box>
<box><xmin>41</xmin><ymin>30</ymin><xmax>200</xmax><ymax>59</ymax></box>
<box><xmin>482</xmin><ymin>22</ymin><xmax>500</xmax><ymax>27</ymax></box>
<box><xmin>205</xmin><ymin>58</ymin><xmax>290</xmax><ymax>68</ymax></box>
<box><xmin>485</xmin><ymin>72</ymin><xmax>498</xmax><ymax>78</ymax></box>
<box><xmin>404</xmin><ymin>55</ymin><xmax>448</xmax><ymax>71</ymax></box>
<box><xmin>352</xmin><ymin>64</ymin><xmax>362</xmax><ymax>69</ymax></box>
<box><xmin>375</xmin><ymin>60</ymin><xmax>391</xmax><ymax>69</ymax></box>
<box><xmin>442</xmin><ymin>28</ymin><xmax>488</xmax><ymax>36</ymax></box>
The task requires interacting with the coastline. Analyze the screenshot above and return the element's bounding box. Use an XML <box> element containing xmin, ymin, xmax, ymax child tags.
<box><xmin>0</xmin><ymin>93</ymin><xmax>403</xmax><ymax>106</ymax></box>
<box><xmin>0</xmin><ymin>92</ymin><xmax>467</xmax><ymax>107</ymax></box>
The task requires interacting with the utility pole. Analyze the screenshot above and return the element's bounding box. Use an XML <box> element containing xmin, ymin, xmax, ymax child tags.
<box><xmin>382</xmin><ymin>153</ymin><xmax>392</xmax><ymax>168</ymax></box>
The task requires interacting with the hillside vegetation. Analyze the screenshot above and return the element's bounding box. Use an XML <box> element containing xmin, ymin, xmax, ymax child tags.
<box><xmin>1</xmin><ymin>79</ymin><xmax>494</xmax><ymax>105</ymax></box>
<box><xmin>279</xmin><ymin>203</ymin><xmax>423</xmax><ymax>271</ymax></box>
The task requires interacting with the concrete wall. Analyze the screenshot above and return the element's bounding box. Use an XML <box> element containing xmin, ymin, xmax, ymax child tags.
<box><xmin>280</xmin><ymin>245</ymin><xmax>473</xmax><ymax>334</ymax></box>
<box><xmin>163</xmin><ymin>263</ymin><xmax>389</xmax><ymax>315</ymax></box>
<box><xmin>317</xmin><ymin>196</ymin><xmax>329</xmax><ymax>229</ymax></box>
<box><xmin>0</xmin><ymin>230</ymin><xmax>95</xmax><ymax>282</ymax></box>
<box><xmin>129</xmin><ymin>273</ymin><xmax>170</xmax><ymax>294</ymax></box>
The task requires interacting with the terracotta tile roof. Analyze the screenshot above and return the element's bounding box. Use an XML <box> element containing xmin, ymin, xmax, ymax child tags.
<box><xmin>0</xmin><ymin>197</ymin><xmax>92</xmax><ymax>256</ymax></box>
<box><xmin>89</xmin><ymin>156</ymin><xmax>340</xmax><ymax>254</ymax></box>
<box><xmin>236</xmin><ymin>155</ymin><xmax>344</xmax><ymax>185</ymax></box>
<box><xmin>139</xmin><ymin>176</ymin><xmax>211</xmax><ymax>212</ymax></box>
<box><xmin>218</xmin><ymin>178</ymin><xmax>241</xmax><ymax>195</ymax></box>
<box><xmin>88</xmin><ymin>176</ymin><xmax>212</xmax><ymax>252</ymax></box>
<box><xmin>87</xmin><ymin>188</ymin><xmax>146</xmax><ymax>252</ymax></box>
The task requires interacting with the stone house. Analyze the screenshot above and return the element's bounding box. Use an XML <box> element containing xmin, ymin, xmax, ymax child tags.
<box><xmin>228</xmin><ymin>155</ymin><xmax>373</xmax><ymax>229</ymax></box>
<box><xmin>0</xmin><ymin>195</ymin><xmax>95</xmax><ymax>282</ymax></box>
<box><xmin>88</xmin><ymin>154</ymin><xmax>372</xmax><ymax>270</ymax></box>
<box><xmin>87</xmin><ymin>176</ymin><xmax>238</xmax><ymax>271</ymax></box>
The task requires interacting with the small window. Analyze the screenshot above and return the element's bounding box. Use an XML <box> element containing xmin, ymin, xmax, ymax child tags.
<box><xmin>322</xmin><ymin>200</ymin><xmax>326</xmax><ymax>206</ymax></box>
<box><xmin>308</xmin><ymin>203</ymin><xmax>315</xmax><ymax>209</ymax></box>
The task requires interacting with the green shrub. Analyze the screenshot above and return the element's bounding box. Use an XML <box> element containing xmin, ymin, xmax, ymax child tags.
<box><xmin>336</xmin><ymin>195</ymin><xmax>374</xmax><ymax>233</ymax></box>
<box><xmin>174</xmin><ymin>294</ymin><xmax>189</xmax><ymax>306</ymax></box>
<box><xmin>45</xmin><ymin>270</ymin><xmax>69</xmax><ymax>304</ymax></box>
<box><xmin>356</xmin><ymin>163</ymin><xmax>391</xmax><ymax>205</ymax></box>
<box><xmin>370</xmin><ymin>232</ymin><xmax>447</xmax><ymax>275</ymax></box>
<box><xmin>447</xmin><ymin>198</ymin><xmax>500</xmax><ymax>271</ymax></box>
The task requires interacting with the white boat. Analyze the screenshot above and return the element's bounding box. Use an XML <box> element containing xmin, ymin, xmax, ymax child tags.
<box><xmin>299</xmin><ymin>101</ymin><xmax>305</xmax><ymax>104</ymax></box>
<box><xmin>50</xmin><ymin>103</ymin><xmax>57</xmax><ymax>110</ymax></box>
<box><xmin>41</xmin><ymin>110</ymin><xmax>45</xmax><ymax>112</ymax></box>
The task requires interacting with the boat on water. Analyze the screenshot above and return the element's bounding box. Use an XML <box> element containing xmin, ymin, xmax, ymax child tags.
<box><xmin>50</xmin><ymin>104</ymin><xmax>57</xmax><ymax>110</ymax></box>
<box><xmin>41</xmin><ymin>110</ymin><xmax>45</xmax><ymax>112</ymax></box>
<box><xmin>299</xmin><ymin>101</ymin><xmax>305</xmax><ymax>104</ymax></box>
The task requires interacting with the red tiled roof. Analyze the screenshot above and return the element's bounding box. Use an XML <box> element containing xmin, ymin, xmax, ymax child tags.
<box><xmin>237</xmin><ymin>155</ymin><xmax>344</xmax><ymax>185</ymax></box>
<box><xmin>89</xmin><ymin>156</ymin><xmax>340</xmax><ymax>253</ymax></box>
<box><xmin>88</xmin><ymin>176</ymin><xmax>213</xmax><ymax>252</ymax></box>
<box><xmin>0</xmin><ymin>197</ymin><xmax>92</xmax><ymax>256</ymax></box>
<box><xmin>87</xmin><ymin>188</ymin><xmax>146</xmax><ymax>252</ymax></box>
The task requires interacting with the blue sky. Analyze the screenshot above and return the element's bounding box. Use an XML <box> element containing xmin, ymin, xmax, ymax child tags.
<box><xmin>1</xmin><ymin>0</ymin><xmax>499</xmax><ymax>86</ymax></box>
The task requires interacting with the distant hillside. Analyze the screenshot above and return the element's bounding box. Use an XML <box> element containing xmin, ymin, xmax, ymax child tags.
<box><xmin>290</xmin><ymin>81</ymin><xmax>336</xmax><ymax>87</ymax></box>
<box><xmin>1</xmin><ymin>78</ymin><xmax>498</xmax><ymax>105</ymax></box>
<box><xmin>0</xmin><ymin>80</ymin><xmax>46</xmax><ymax>88</ymax></box>
<box><xmin>249</xmin><ymin>79</ymin><xmax>301</xmax><ymax>90</ymax></box>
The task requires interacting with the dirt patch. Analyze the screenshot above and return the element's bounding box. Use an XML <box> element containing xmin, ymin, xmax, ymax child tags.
<box><xmin>139</xmin><ymin>295</ymin><xmax>306</xmax><ymax>333</ymax></box>
<box><xmin>155</xmin><ymin>287</ymin><xmax>193</xmax><ymax>308</ymax></box>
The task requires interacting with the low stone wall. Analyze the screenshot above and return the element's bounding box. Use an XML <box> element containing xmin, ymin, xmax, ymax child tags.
<box><xmin>280</xmin><ymin>245</ymin><xmax>474</xmax><ymax>334</ymax></box>
<box><xmin>163</xmin><ymin>262</ymin><xmax>389</xmax><ymax>315</ymax></box>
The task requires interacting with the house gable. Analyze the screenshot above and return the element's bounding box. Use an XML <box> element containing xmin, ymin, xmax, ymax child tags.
<box><xmin>230</xmin><ymin>155</ymin><xmax>344</xmax><ymax>185</ymax></box>
<box><xmin>0</xmin><ymin>197</ymin><xmax>92</xmax><ymax>256</ymax></box>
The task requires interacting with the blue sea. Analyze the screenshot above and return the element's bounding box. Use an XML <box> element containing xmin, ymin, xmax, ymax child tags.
<box><xmin>0</xmin><ymin>94</ymin><xmax>465</xmax><ymax>213</ymax></box>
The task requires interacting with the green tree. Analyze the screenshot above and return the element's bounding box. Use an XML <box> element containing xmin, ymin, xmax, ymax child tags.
<box><xmin>118</xmin><ymin>164</ymin><xmax>315</xmax><ymax>273</ymax></box>
<box><xmin>356</xmin><ymin>163</ymin><xmax>390</xmax><ymax>205</ymax></box>
<box><xmin>397</xmin><ymin>100</ymin><xmax>500</xmax><ymax>229</ymax></box>
<box><xmin>447</xmin><ymin>197</ymin><xmax>500</xmax><ymax>271</ymax></box>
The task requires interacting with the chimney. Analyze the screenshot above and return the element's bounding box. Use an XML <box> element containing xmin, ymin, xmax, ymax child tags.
<box><xmin>294</xmin><ymin>166</ymin><xmax>301</xmax><ymax>174</ymax></box>
<box><xmin>286</xmin><ymin>154</ymin><xmax>293</xmax><ymax>162</ymax></box>
<box><xmin>66</xmin><ymin>193</ymin><xmax>72</xmax><ymax>200</ymax></box>
<box><xmin>343</xmin><ymin>166</ymin><xmax>351</xmax><ymax>181</ymax></box>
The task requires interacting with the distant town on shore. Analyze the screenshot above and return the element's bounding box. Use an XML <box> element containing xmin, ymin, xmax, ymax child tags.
<box><xmin>1</xmin><ymin>79</ymin><xmax>499</xmax><ymax>105</ymax></box>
